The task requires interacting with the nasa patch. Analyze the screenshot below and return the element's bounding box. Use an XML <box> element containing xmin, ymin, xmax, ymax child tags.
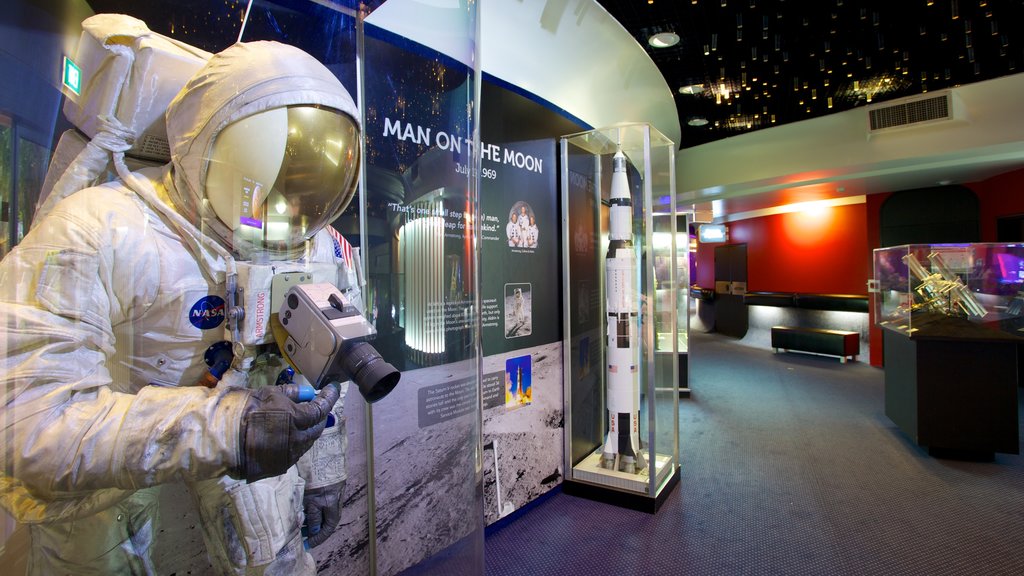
<box><xmin>189</xmin><ymin>295</ymin><xmax>226</xmax><ymax>330</ymax></box>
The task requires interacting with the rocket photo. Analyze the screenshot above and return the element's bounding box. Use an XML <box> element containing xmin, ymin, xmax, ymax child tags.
<box><xmin>602</xmin><ymin>149</ymin><xmax>647</xmax><ymax>474</ymax></box>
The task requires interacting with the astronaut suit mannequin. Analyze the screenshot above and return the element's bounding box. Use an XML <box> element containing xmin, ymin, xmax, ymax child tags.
<box><xmin>0</xmin><ymin>40</ymin><xmax>364</xmax><ymax>575</ymax></box>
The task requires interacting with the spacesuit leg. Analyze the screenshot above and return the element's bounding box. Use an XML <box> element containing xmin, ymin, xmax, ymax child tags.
<box><xmin>27</xmin><ymin>487</ymin><xmax>160</xmax><ymax>576</ymax></box>
<box><xmin>188</xmin><ymin>467</ymin><xmax>315</xmax><ymax>576</ymax></box>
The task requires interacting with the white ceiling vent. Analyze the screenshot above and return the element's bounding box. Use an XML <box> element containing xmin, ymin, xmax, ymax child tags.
<box><xmin>867</xmin><ymin>91</ymin><xmax>957</xmax><ymax>134</ymax></box>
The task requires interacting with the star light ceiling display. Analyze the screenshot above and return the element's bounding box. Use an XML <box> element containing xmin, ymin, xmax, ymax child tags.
<box><xmin>597</xmin><ymin>0</ymin><xmax>1024</xmax><ymax>147</ymax></box>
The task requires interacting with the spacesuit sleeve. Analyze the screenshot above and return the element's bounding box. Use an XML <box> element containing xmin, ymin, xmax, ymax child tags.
<box><xmin>0</xmin><ymin>191</ymin><xmax>246</xmax><ymax>501</ymax></box>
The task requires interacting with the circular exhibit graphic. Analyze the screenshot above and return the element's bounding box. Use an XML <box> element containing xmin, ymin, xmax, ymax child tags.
<box><xmin>506</xmin><ymin>201</ymin><xmax>538</xmax><ymax>248</ymax></box>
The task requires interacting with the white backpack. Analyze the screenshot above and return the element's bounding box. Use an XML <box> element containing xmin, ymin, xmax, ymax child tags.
<box><xmin>33</xmin><ymin>13</ymin><xmax>211</xmax><ymax>227</ymax></box>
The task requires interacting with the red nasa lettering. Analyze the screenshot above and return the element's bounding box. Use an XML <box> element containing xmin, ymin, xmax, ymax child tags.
<box><xmin>254</xmin><ymin>291</ymin><xmax>267</xmax><ymax>338</ymax></box>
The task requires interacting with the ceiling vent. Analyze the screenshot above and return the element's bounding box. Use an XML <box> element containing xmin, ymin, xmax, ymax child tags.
<box><xmin>867</xmin><ymin>91</ymin><xmax>957</xmax><ymax>134</ymax></box>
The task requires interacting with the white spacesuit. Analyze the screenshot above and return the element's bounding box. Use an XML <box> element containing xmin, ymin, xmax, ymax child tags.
<box><xmin>506</xmin><ymin>212</ymin><xmax>521</xmax><ymax>247</ymax></box>
<box><xmin>0</xmin><ymin>40</ymin><xmax>362</xmax><ymax>574</ymax></box>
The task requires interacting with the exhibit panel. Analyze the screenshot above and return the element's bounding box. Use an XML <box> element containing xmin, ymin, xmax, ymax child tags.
<box><xmin>0</xmin><ymin>1</ymin><xmax>484</xmax><ymax>575</ymax></box>
<box><xmin>475</xmin><ymin>80</ymin><xmax>586</xmax><ymax>526</ymax></box>
<box><xmin>872</xmin><ymin>243</ymin><xmax>1021</xmax><ymax>459</ymax></box>
<box><xmin>560</xmin><ymin>124</ymin><xmax>681</xmax><ymax>512</ymax></box>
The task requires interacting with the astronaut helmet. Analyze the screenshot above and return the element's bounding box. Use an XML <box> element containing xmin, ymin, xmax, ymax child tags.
<box><xmin>203</xmin><ymin>104</ymin><xmax>359</xmax><ymax>255</ymax></box>
<box><xmin>166</xmin><ymin>41</ymin><xmax>361</xmax><ymax>259</ymax></box>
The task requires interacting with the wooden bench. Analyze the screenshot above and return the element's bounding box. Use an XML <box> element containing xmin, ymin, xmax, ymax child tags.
<box><xmin>771</xmin><ymin>326</ymin><xmax>860</xmax><ymax>363</ymax></box>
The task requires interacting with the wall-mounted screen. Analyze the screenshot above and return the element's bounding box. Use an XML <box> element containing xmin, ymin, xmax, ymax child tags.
<box><xmin>698</xmin><ymin>223</ymin><xmax>728</xmax><ymax>243</ymax></box>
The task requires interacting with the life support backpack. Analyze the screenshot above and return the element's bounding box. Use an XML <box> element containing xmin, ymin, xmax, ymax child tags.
<box><xmin>33</xmin><ymin>13</ymin><xmax>212</xmax><ymax>227</ymax></box>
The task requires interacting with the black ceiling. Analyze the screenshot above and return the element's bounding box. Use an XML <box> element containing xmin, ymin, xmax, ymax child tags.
<box><xmin>79</xmin><ymin>1</ymin><xmax>1024</xmax><ymax>151</ymax></box>
<box><xmin>594</xmin><ymin>0</ymin><xmax>1024</xmax><ymax>148</ymax></box>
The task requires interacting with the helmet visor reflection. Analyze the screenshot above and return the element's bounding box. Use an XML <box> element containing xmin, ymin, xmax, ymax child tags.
<box><xmin>236</xmin><ymin>105</ymin><xmax>360</xmax><ymax>250</ymax></box>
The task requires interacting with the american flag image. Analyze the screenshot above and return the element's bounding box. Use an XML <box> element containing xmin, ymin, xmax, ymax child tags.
<box><xmin>327</xmin><ymin>225</ymin><xmax>353</xmax><ymax>266</ymax></box>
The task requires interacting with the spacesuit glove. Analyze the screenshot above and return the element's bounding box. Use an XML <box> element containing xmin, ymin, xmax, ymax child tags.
<box><xmin>303</xmin><ymin>480</ymin><xmax>344</xmax><ymax>548</ymax></box>
<box><xmin>238</xmin><ymin>382</ymin><xmax>341</xmax><ymax>482</ymax></box>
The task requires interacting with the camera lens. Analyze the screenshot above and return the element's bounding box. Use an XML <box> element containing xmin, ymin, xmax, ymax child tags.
<box><xmin>337</xmin><ymin>341</ymin><xmax>400</xmax><ymax>403</ymax></box>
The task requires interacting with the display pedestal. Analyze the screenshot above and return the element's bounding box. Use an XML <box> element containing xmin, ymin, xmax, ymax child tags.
<box><xmin>563</xmin><ymin>464</ymin><xmax>680</xmax><ymax>514</ymax></box>
<box><xmin>679</xmin><ymin>352</ymin><xmax>690</xmax><ymax>398</ymax></box>
<box><xmin>883</xmin><ymin>329</ymin><xmax>1020</xmax><ymax>460</ymax></box>
<box><xmin>655</xmin><ymin>351</ymin><xmax>689</xmax><ymax>397</ymax></box>
<box><xmin>712</xmin><ymin>294</ymin><xmax>748</xmax><ymax>339</ymax></box>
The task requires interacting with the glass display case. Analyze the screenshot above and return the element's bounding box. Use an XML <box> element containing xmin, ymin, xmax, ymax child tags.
<box><xmin>873</xmin><ymin>243</ymin><xmax>1023</xmax><ymax>459</ymax></box>
<box><xmin>0</xmin><ymin>2</ymin><xmax>483</xmax><ymax>575</ymax></box>
<box><xmin>653</xmin><ymin>208</ymin><xmax>690</xmax><ymax>394</ymax></box>
<box><xmin>873</xmin><ymin>242</ymin><xmax>1024</xmax><ymax>339</ymax></box>
<box><xmin>560</xmin><ymin>123</ymin><xmax>681</xmax><ymax>511</ymax></box>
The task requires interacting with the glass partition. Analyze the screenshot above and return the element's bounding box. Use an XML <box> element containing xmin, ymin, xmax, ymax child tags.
<box><xmin>355</xmin><ymin>3</ymin><xmax>483</xmax><ymax>574</ymax></box>
<box><xmin>0</xmin><ymin>1</ymin><xmax>483</xmax><ymax>575</ymax></box>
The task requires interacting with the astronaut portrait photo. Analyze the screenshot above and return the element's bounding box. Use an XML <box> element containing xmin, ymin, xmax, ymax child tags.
<box><xmin>506</xmin><ymin>201</ymin><xmax>538</xmax><ymax>249</ymax></box>
<box><xmin>504</xmin><ymin>283</ymin><xmax>533</xmax><ymax>338</ymax></box>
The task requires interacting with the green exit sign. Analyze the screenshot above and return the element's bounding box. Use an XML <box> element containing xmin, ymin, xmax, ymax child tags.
<box><xmin>62</xmin><ymin>56</ymin><xmax>81</xmax><ymax>96</ymax></box>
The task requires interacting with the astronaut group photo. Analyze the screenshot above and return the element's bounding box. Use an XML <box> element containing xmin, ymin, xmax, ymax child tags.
<box><xmin>505</xmin><ymin>201</ymin><xmax>539</xmax><ymax>249</ymax></box>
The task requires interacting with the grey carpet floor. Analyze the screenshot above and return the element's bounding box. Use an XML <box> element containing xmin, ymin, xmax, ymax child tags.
<box><xmin>484</xmin><ymin>330</ymin><xmax>1024</xmax><ymax>576</ymax></box>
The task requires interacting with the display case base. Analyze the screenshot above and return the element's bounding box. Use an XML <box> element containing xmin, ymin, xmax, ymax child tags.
<box><xmin>884</xmin><ymin>330</ymin><xmax>1020</xmax><ymax>457</ymax></box>
<box><xmin>564</xmin><ymin>465</ymin><xmax>679</xmax><ymax>514</ymax></box>
<box><xmin>574</xmin><ymin>449</ymin><xmax>674</xmax><ymax>492</ymax></box>
<box><xmin>679</xmin><ymin>352</ymin><xmax>690</xmax><ymax>398</ymax></box>
<box><xmin>928</xmin><ymin>447</ymin><xmax>995</xmax><ymax>462</ymax></box>
<box><xmin>655</xmin><ymin>351</ymin><xmax>690</xmax><ymax>397</ymax></box>
<box><xmin>565</xmin><ymin>449</ymin><xmax>679</xmax><ymax>513</ymax></box>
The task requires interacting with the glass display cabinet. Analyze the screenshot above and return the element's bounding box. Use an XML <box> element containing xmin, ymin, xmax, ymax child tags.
<box><xmin>0</xmin><ymin>2</ymin><xmax>484</xmax><ymax>575</ymax></box>
<box><xmin>560</xmin><ymin>123</ymin><xmax>682</xmax><ymax>511</ymax></box>
<box><xmin>872</xmin><ymin>243</ymin><xmax>1022</xmax><ymax>459</ymax></box>
<box><xmin>653</xmin><ymin>210</ymin><xmax>691</xmax><ymax>395</ymax></box>
<box><xmin>873</xmin><ymin>242</ymin><xmax>1024</xmax><ymax>337</ymax></box>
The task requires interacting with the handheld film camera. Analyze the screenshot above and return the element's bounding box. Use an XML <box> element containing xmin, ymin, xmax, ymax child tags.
<box><xmin>277</xmin><ymin>283</ymin><xmax>400</xmax><ymax>402</ymax></box>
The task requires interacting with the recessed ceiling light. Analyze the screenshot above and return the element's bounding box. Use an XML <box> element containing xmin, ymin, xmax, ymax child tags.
<box><xmin>678</xmin><ymin>84</ymin><xmax>705</xmax><ymax>95</ymax></box>
<box><xmin>648</xmin><ymin>32</ymin><xmax>680</xmax><ymax>48</ymax></box>
<box><xmin>688</xmin><ymin>116</ymin><xmax>709</xmax><ymax>127</ymax></box>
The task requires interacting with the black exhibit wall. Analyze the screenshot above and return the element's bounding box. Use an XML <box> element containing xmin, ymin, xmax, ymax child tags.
<box><xmin>334</xmin><ymin>26</ymin><xmax>590</xmax><ymax>573</ymax></box>
<box><xmin>878</xmin><ymin>185</ymin><xmax>980</xmax><ymax>247</ymax></box>
<box><xmin>712</xmin><ymin>243</ymin><xmax>749</xmax><ymax>338</ymax></box>
<box><xmin>477</xmin><ymin>77</ymin><xmax>586</xmax><ymax>525</ymax></box>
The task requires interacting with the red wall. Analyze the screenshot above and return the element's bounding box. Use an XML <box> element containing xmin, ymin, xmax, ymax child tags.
<box><xmin>866</xmin><ymin>193</ymin><xmax>892</xmax><ymax>366</ymax></box>
<box><xmin>693</xmin><ymin>168</ymin><xmax>1024</xmax><ymax>366</ymax></box>
<box><xmin>968</xmin><ymin>167</ymin><xmax>1024</xmax><ymax>241</ymax></box>
<box><xmin>694</xmin><ymin>231</ymin><xmax>715</xmax><ymax>288</ymax></box>
<box><xmin>695</xmin><ymin>203</ymin><xmax>870</xmax><ymax>295</ymax></box>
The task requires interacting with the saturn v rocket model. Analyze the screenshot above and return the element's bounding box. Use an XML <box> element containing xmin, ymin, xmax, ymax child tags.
<box><xmin>602</xmin><ymin>150</ymin><xmax>647</xmax><ymax>475</ymax></box>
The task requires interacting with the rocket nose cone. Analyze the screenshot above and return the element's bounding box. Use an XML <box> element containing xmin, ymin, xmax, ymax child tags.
<box><xmin>613</xmin><ymin>149</ymin><xmax>627</xmax><ymax>173</ymax></box>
